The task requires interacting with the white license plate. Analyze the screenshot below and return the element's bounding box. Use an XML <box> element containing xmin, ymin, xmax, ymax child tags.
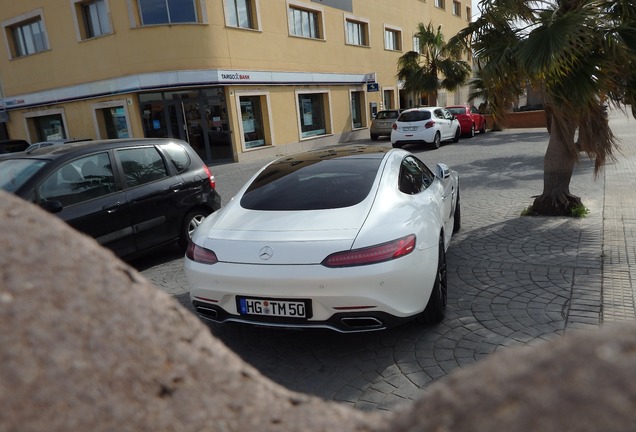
<box><xmin>402</xmin><ymin>126</ymin><xmax>418</xmax><ymax>131</ymax></box>
<box><xmin>238</xmin><ymin>297</ymin><xmax>307</xmax><ymax>318</ymax></box>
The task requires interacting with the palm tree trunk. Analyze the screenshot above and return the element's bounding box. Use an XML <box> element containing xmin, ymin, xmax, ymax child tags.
<box><xmin>531</xmin><ymin>127</ymin><xmax>582</xmax><ymax>216</ymax></box>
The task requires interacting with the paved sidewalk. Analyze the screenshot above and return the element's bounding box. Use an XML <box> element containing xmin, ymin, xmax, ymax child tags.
<box><xmin>601</xmin><ymin>109</ymin><xmax>636</xmax><ymax>322</ymax></box>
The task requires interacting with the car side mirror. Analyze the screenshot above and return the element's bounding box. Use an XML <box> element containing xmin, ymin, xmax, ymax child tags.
<box><xmin>41</xmin><ymin>200</ymin><xmax>64</xmax><ymax>214</ymax></box>
<box><xmin>435</xmin><ymin>163</ymin><xmax>451</xmax><ymax>179</ymax></box>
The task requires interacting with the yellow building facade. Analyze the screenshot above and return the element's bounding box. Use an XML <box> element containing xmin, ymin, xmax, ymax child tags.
<box><xmin>0</xmin><ymin>0</ymin><xmax>472</xmax><ymax>163</ymax></box>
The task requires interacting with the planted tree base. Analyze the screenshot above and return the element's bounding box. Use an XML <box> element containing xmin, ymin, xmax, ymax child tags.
<box><xmin>524</xmin><ymin>193</ymin><xmax>586</xmax><ymax>217</ymax></box>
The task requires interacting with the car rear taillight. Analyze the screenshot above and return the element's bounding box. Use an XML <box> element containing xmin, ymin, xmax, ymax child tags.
<box><xmin>186</xmin><ymin>241</ymin><xmax>218</xmax><ymax>265</ymax></box>
<box><xmin>322</xmin><ymin>234</ymin><xmax>416</xmax><ymax>267</ymax></box>
<box><xmin>425</xmin><ymin>121</ymin><xmax>435</xmax><ymax>129</ymax></box>
<box><xmin>392</xmin><ymin>123</ymin><xmax>397</xmax><ymax>130</ymax></box>
<box><xmin>203</xmin><ymin>165</ymin><xmax>216</xmax><ymax>189</ymax></box>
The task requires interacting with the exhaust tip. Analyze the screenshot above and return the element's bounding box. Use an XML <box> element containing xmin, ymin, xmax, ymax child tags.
<box><xmin>341</xmin><ymin>317</ymin><xmax>384</xmax><ymax>329</ymax></box>
<box><xmin>195</xmin><ymin>305</ymin><xmax>219</xmax><ymax>320</ymax></box>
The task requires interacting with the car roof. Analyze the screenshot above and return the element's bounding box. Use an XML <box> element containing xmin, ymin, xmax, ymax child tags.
<box><xmin>271</xmin><ymin>145</ymin><xmax>390</xmax><ymax>165</ymax></box>
<box><xmin>403</xmin><ymin>106</ymin><xmax>442</xmax><ymax>112</ymax></box>
<box><xmin>5</xmin><ymin>138</ymin><xmax>186</xmax><ymax>160</ymax></box>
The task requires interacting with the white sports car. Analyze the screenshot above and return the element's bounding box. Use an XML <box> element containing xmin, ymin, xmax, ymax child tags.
<box><xmin>185</xmin><ymin>146</ymin><xmax>460</xmax><ymax>332</ymax></box>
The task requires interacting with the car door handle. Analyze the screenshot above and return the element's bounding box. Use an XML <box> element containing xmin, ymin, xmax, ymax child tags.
<box><xmin>104</xmin><ymin>202</ymin><xmax>124</xmax><ymax>214</ymax></box>
<box><xmin>169</xmin><ymin>182</ymin><xmax>183</xmax><ymax>192</ymax></box>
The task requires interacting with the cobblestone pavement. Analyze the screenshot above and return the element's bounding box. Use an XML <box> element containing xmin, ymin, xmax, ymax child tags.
<box><xmin>132</xmin><ymin>109</ymin><xmax>635</xmax><ymax>412</ymax></box>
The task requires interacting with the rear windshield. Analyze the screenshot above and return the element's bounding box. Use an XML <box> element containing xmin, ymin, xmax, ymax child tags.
<box><xmin>0</xmin><ymin>159</ymin><xmax>47</xmax><ymax>193</ymax></box>
<box><xmin>241</xmin><ymin>158</ymin><xmax>382</xmax><ymax>210</ymax></box>
<box><xmin>375</xmin><ymin>110</ymin><xmax>400</xmax><ymax>120</ymax></box>
<box><xmin>398</xmin><ymin>111</ymin><xmax>432</xmax><ymax>122</ymax></box>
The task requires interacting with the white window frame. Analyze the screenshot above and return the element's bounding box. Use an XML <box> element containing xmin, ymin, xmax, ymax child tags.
<box><xmin>344</xmin><ymin>14</ymin><xmax>370</xmax><ymax>47</ymax></box>
<box><xmin>233</xmin><ymin>90</ymin><xmax>274</xmax><ymax>152</ymax></box>
<box><xmin>126</xmin><ymin>0</ymin><xmax>208</xmax><ymax>27</ymax></box>
<box><xmin>23</xmin><ymin>108</ymin><xmax>69</xmax><ymax>144</ymax></box>
<box><xmin>435</xmin><ymin>0</ymin><xmax>446</xmax><ymax>9</ymax></box>
<box><xmin>91</xmin><ymin>99</ymin><xmax>133</xmax><ymax>139</ymax></box>
<box><xmin>71</xmin><ymin>0</ymin><xmax>113</xmax><ymax>41</ymax></box>
<box><xmin>349</xmin><ymin>88</ymin><xmax>367</xmax><ymax>130</ymax></box>
<box><xmin>382</xmin><ymin>86</ymin><xmax>397</xmax><ymax>110</ymax></box>
<box><xmin>294</xmin><ymin>89</ymin><xmax>333</xmax><ymax>140</ymax></box>
<box><xmin>287</xmin><ymin>0</ymin><xmax>325</xmax><ymax>40</ymax></box>
<box><xmin>453</xmin><ymin>1</ymin><xmax>461</xmax><ymax>17</ymax></box>
<box><xmin>2</xmin><ymin>9</ymin><xmax>49</xmax><ymax>59</ymax></box>
<box><xmin>383</xmin><ymin>25</ymin><xmax>402</xmax><ymax>51</ymax></box>
<box><xmin>223</xmin><ymin>0</ymin><xmax>261</xmax><ymax>31</ymax></box>
<box><xmin>412</xmin><ymin>35</ymin><xmax>422</xmax><ymax>53</ymax></box>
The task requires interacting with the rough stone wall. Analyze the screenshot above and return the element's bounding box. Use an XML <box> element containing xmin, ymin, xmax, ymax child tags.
<box><xmin>2</xmin><ymin>190</ymin><xmax>636</xmax><ymax>432</ymax></box>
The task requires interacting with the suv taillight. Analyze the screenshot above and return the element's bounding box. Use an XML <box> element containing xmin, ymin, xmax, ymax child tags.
<box><xmin>425</xmin><ymin>121</ymin><xmax>435</xmax><ymax>129</ymax></box>
<box><xmin>392</xmin><ymin>123</ymin><xmax>397</xmax><ymax>130</ymax></box>
<box><xmin>203</xmin><ymin>165</ymin><xmax>216</xmax><ymax>189</ymax></box>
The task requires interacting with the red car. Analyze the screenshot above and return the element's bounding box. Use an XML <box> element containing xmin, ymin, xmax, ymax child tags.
<box><xmin>445</xmin><ymin>105</ymin><xmax>487</xmax><ymax>137</ymax></box>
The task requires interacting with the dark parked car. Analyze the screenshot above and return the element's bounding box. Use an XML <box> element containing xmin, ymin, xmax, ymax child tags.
<box><xmin>0</xmin><ymin>138</ymin><xmax>221</xmax><ymax>259</ymax></box>
<box><xmin>0</xmin><ymin>139</ymin><xmax>29</xmax><ymax>154</ymax></box>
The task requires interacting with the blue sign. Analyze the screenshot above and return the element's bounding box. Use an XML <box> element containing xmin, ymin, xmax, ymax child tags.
<box><xmin>367</xmin><ymin>83</ymin><xmax>379</xmax><ymax>92</ymax></box>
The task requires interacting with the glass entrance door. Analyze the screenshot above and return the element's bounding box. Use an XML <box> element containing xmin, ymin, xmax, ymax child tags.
<box><xmin>140</xmin><ymin>88</ymin><xmax>233</xmax><ymax>163</ymax></box>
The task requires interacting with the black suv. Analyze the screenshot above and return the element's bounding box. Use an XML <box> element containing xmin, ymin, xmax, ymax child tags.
<box><xmin>0</xmin><ymin>139</ymin><xmax>29</xmax><ymax>154</ymax></box>
<box><xmin>0</xmin><ymin>138</ymin><xmax>221</xmax><ymax>259</ymax></box>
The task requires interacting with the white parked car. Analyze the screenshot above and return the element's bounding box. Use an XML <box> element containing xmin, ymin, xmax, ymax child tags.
<box><xmin>184</xmin><ymin>145</ymin><xmax>460</xmax><ymax>332</ymax></box>
<box><xmin>391</xmin><ymin>107</ymin><xmax>461</xmax><ymax>149</ymax></box>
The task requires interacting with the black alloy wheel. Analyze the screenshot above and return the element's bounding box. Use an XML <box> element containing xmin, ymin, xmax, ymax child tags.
<box><xmin>419</xmin><ymin>236</ymin><xmax>448</xmax><ymax>324</ymax></box>
<box><xmin>453</xmin><ymin>189</ymin><xmax>461</xmax><ymax>234</ymax></box>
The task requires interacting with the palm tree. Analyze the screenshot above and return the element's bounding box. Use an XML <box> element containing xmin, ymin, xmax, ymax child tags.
<box><xmin>397</xmin><ymin>22</ymin><xmax>472</xmax><ymax>107</ymax></box>
<box><xmin>451</xmin><ymin>0</ymin><xmax>636</xmax><ymax>216</ymax></box>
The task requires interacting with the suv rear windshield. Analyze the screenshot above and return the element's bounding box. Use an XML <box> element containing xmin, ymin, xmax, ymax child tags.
<box><xmin>241</xmin><ymin>158</ymin><xmax>381</xmax><ymax>210</ymax></box>
<box><xmin>375</xmin><ymin>110</ymin><xmax>400</xmax><ymax>120</ymax></box>
<box><xmin>398</xmin><ymin>111</ymin><xmax>432</xmax><ymax>122</ymax></box>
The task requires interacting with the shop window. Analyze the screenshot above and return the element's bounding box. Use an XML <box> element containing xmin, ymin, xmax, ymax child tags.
<box><xmin>297</xmin><ymin>92</ymin><xmax>330</xmax><ymax>139</ymax></box>
<box><xmin>345</xmin><ymin>16</ymin><xmax>369</xmax><ymax>47</ymax></box>
<box><xmin>350</xmin><ymin>90</ymin><xmax>365</xmax><ymax>129</ymax></box>
<box><xmin>26</xmin><ymin>113</ymin><xmax>68</xmax><ymax>142</ymax></box>
<box><xmin>239</xmin><ymin>95</ymin><xmax>268</xmax><ymax>149</ymax></box>
<box><xmin>453</xmin><ymin>1</ymin><xmax>461</xmax><ymax>16</ymax></box>
<box><xmin>384</xmin><ymin>26</ymin><xmax>401</xmax><ymax>51</ymax></box>
<box><xmin>73</xmin><ymin>0</ymin><xmax>112</xmax><ymax>40</ymax></box>
<box><xmin>3</xmin><ymin>10</ymin><xmax>49</xmax><ymax>58</ymax></box>
<box><xmin>94</xmin><ymin>103</ymin><xmax>130</xmax><ymax>139</ymax></box>
<box><xmin>225</xmin><ymin>0</ymin><xmax>260</xmax><ymax>30</ymax></box>
<box><xmin>132</xmin><ymin>0</ymin><xmax>202</xmax><ymax>26</ymax></box>
<box><xmin>288</xmin><ymin>2</ymin><xmax>323</xmax><ymax>39</ymax></box>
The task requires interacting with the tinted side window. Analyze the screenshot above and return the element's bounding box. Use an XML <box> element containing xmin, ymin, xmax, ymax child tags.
<box><xmin>161</xmin><ymin>142</ymin><xmax>191</xmax><ymax>172</ymax></box>
<box><xmin>118</xmin><ymin>147</ymin><xmax>169</xmax><ymax>187</ymax></box>
<box><xmin>38</xmin><ymin>152</ymin><xmax>115</xmax><ymax>206</ymax></box>
<box><xmin>398</xmin><ymin>156</ymin><xmax>434</xmax><ymax>194</ymax></box>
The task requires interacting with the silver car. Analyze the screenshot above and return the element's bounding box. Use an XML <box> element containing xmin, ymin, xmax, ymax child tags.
<box><xmin>370</xmin><ymin>109</ymin><xmax>402</xmax><ymax>141</ymax></box>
